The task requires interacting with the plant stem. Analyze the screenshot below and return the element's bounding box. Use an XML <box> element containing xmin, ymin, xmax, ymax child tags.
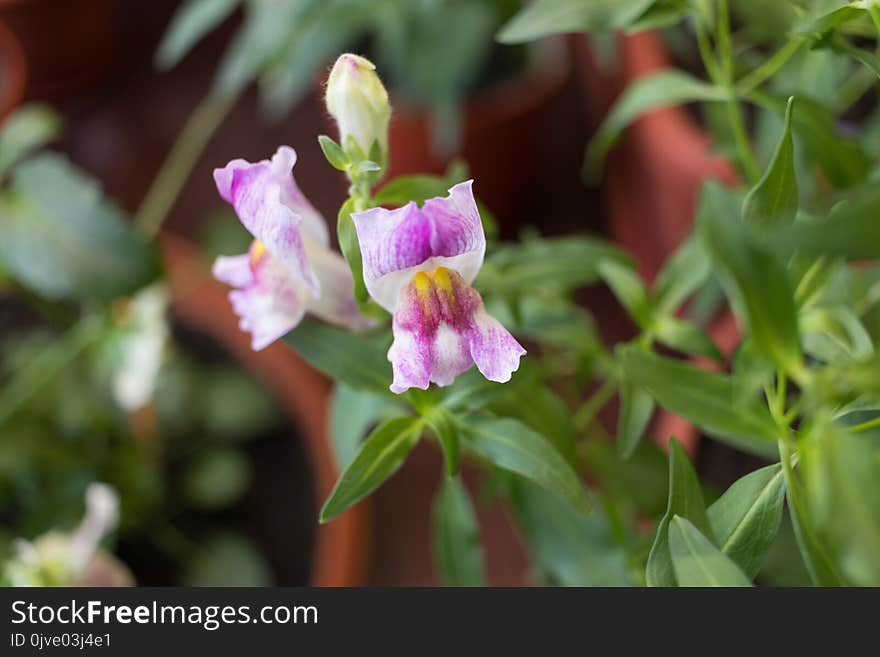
<box><xmin>848</xmin><ymin>415</ymin><xmax>880</xmax><ymax>434</ymax></box>
<box><xmin>134</xmin><ymin>92</ymin><xmax>237</xmax><ymax>238</ymax></box>
<box><xmin>737</xmin><ymin>38</ymin><xmax>804</xmax><ymax>94</ymax></box>
<box><xmin>694</xmin><ymin>15</ymin><xmax>722</xmax><ymax>85</ymax></box>
<box><xmin>726</xmin><ymin>96</ymin><xmax>760</xmax><ymax>183</ymax></box>
<box><xmin>0</xmin><ymin>314</ymin><xmax>104</xmax><ymax>425</ymax></box>
<box><xmin>573</xmin><ymin>376</ymin><xmax>618</xmax><ymax>433</ymax></box>
<box><xmin>712</xmin><ymin>0</ymin><xmax>760</xmax><ymax>184</ymax></box>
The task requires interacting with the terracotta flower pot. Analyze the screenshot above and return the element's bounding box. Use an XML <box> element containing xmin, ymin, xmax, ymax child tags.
<box><xmin>161</xmin><ymin>233</ymin><xmax>371</xmax><ymax>586</ymax></box>
<box><xmin>573</xmin><ymin>32</ymin><xmax>736</xmax><ymax>282</ymax></box>
<box><xmin>573</xmin><ymin>33</ymin><xmax>742</xmax><ymax>454</ymax></box>
<box><xmin>0</xmin><ymin>19</ymin><xmax>25</xmax><ymax>120</ymax></box>
<box><xmin>384</xmin><ymin>40</ymin><xmax>570</xmax><ymax>236</ymax></box>
<box><xmin>0</xmin><ymin>0</ymin><xmax>123</xmax><ymax>100</ymax></box>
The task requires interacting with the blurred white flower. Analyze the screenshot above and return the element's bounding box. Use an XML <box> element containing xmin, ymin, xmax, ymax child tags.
<box><xmin>112</xmin><ymin>283</ymin><xmax>170</xmax><ymax>412</ymax></box>
<box><xmin>4</xmin><ymin>483</ymin><xmax>133</xmax><ymax>587</ymax></box>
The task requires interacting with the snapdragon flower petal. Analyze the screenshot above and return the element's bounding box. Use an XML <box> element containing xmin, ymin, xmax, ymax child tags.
<box><xmin>352</xmin><ymin>180</ymin><xmax>484</xmax><ymax>312</ymax></box>
<box><xmin>215</xmin><ymin>242</ymin><xmax>307</xmax><ymax>351</ymax></box>
<box><xmin>213</xmin><ymin>240</ymin><xmax>371</xmax><ymax>351</ymax></box>
<box><xmin>388</xmin><ymin>267</ymin><xmax>525</xmax><ymax>393</ymax></box>
<box><xmin>214</xmin><ymin>146</ymin><xmax>328</xmax><ymax>294</ymax></box>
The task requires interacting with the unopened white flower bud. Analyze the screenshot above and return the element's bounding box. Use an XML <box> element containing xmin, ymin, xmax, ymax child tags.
<box><xmin>325</xmin><ymin>54</ymin><xmax>391</xmax><ymax>163</ymax></box>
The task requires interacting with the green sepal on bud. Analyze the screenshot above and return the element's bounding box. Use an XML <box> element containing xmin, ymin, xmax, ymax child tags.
<box><xmin>325</xmin><ymin>54</ymin><xmax>391</xmax><ymax>180</ymax></box>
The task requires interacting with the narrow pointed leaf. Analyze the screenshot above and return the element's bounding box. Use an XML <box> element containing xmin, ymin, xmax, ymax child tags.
<box><xmin>285</xmin><ymin>320</ymin><xmax>391</xmax><ymax>393</ymax></box>
<box><xmin>320</xmin><ymin>417</ymin><xmax>422</xmax><ymax>522</ymax></box>
<box><xmin>708</xmin><ymin>463</ymin><xmax>785</xmax><ymax>578</ymax></box>
<box><xmin>433</xmin><ymin>476</ymin><xmax>485</xmax><ymax>586</ymax></box>
<box><xmin>646</xmin><ymin>438</ymin><xmax>710</xmax><ymax>587</ymax></box>
<box><xmin>619</xmin><ymin>347</ymin><xmax>779</xmax><ymax>457</ymax></box>
<box><xmin>496</xmin><ymin>0</ymin><xmax>654</xmax><ymax>44</ymax></box>
<box><xmin>743</xmin><ymin>96</ymin><xmax>797</xmax><ymax>227</ymax></box>
<box><xmin>617</xmin><ymin>378</ymin><xmax>655</xmax><ymax>458</ymax></box>
<box><xmin>698</xmin><ymin>181</ymin><xmax>802</xmax><ymax>375</ymax></box>
<box><xmin>669</xmin><ymin>516</ymin><xmax>753</xmax><ymax>587</ymax></box>
<box><xmin>461</xmin><ymin>417</ymin><xmax>591</xmax><ymax>514</ymax></box>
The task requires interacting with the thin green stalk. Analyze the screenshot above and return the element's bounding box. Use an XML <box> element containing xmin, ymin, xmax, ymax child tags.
<box><xmin>726</xmin><ymin>97</ymin><xmax>760</xmax><ymax>183</ymax></box>
<box><xmin>716</xmin><ymin>0</ymin><xmax>734</xmax><ymax>81</ymax></box>
<box><xmin>134</xmin><ymin>92</ymin><xmax>237</xmax><ymax>238</ymax></box>
<box><xmin>737</xmin><ymin>38</ymin><xmax>804</xmax><ymax>94</ymax></box>
<box><xmin>0</xmin><ymin>314</ymin><xmax>105</xmax><ymax>425</ymax></box>
<box><xmin>695</xmin><ymin>15</ymin><xmax>723</xmax><ymax>85</ymax></box>
<box><xmin>573</xmin><ymin>376</ymin><xmax>617</xmax><ymax>432</ymax></box>
<box><xmin>869</xmin><ymin>5</ymin><xmax>880</xmax><ymax>36</ymax></box>
<box><xmin>835</xmin><ymin>67</ymin><xmax>876</xmax><ymax>114</ymax></box>
<box><xmin>848</xmin><ymin>415</ymin><xmax>880</xmax><ymax>434</ymax></box>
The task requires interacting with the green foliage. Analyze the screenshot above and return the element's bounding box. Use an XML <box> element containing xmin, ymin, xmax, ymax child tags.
<box><xmin>285</xmin><ymin>320</ymin><xmax>391</xmax><ymax>393</ymax></box>
<box><xmin>707</xmin><ymin>464</ymin><xmax>785</xmax><ymax>578</ymax></box>
<box><xmin>0</xmin><ymin>105</ymin><xmax>62</xmax><ymax>178</ymax></box>
<box><xmin>320</xmin><ymin>417</ymin><xmax>423</xmax><ymax>522</ymax></box>
<box><xmin>646</xmin><ymin>439</ymin><xmax>710</xmax><ymax>587</ymax></box>
<box><xmin>432</xmin><ymin>476</ymin><xmax>486</xmax><ymax>586</ymax></box>
<box><xmin>668</xmin><ymin>516</ymin><xmax>753</xmax><ymax>586</ymax></box>
<box><xmin>0</xmin><ymin>155</ymin><xmax>159</xmax><ymax>302</ymax></box>
<box><xmin>460</xmin><ymin>417</ymin><xmax>591</xmax><ymax>514</ymax></box>
<box><xmin>496</xmin><ymin>0</ymin><xmax>655</xmax><ymax>44</ymax></box>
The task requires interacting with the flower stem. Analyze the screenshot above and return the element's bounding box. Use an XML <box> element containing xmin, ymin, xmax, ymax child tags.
<box><xmin>737</xmin><ymin>38</ymin><xmax>804</xmax><ymax>94</ymax></box>
<box><xmin>848</xmin><ymin>415</ymin><xmax>880</xmax><ymax>434</ymax></box>
<box><xmin>726</xmin><ymin>96</ymin><xmax>760</xmax><ymax>184</ymax></box>
<box><xmin>573</xmin><ymin>376</ymin><xmax>618</xmax><ymax>433</ymax></box>
<box><xmin>134</xmin><ymin>92</ymin><xmax>237</xmax><ymax>238</ymax></box>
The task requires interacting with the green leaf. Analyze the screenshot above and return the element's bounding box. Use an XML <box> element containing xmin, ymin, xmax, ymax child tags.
<box><xmin>698</xmin><ymin>181</ymin><xmax>802</xmax><ymax>375</ymax></box>
<box><xmin>779</xmin><ymin>439</ymin><xmax>845</xmax><ymax>586</ymax></box>
<box><xmin>586</xmin><ymin>71</ymin><xmax>728</xmax><ymax>176</ymax></box>
<box><xmin>653</xmin><ymin>315</ymin><xmax>723</xmax><ymax>362</ymax></box>
<box><xmin>284</xmin><ymin>320</ymin><xmax>391</xmax><ymax>393</ymax></box>
<box><xmin>597</xmin><ymin>259</ymin><xmax>652</xmax><ymax>328</ymax></box>
<box><xmin>320</xmin><ymin>417</ymin><xmax>423</xmax><ymax>523</ymax></box>
<box><xmin>479</xmin><ymin>236</ymin><xmax>629</xmax><ymax>297</ymax></box>
<box><xmin>0</xmin><ymin>154</ymin><xmax>159</xmax><ymax>301</ymax></box>
<box><xmin>318</xmin><ymin>135</ymin><xmax>350</xmax><ymax>171</ymax></box>
<box><xmin>355</xmin><ymin>160</ymin><xmax>382</xmax><ymax>173</ymax></box>
<box><xmin>460</xmin><ymin>417</ymin><xmax>591</xmax><ymax>514</ymax></box>
<box><xmin>373</xmin><ymin>175</ymin><xmax>453</xmax><ymax>206</ymax></box>
<box><xmin>330</xmin><ymin>384</ymin><xmax>390</xmax><ymax>471</ymax></box>
<box><xmin>432</xmin><ymin>476</ymin><xmax>485</xmax><ymax>586</ymax></box>
<box><xmin>337</xmin><ymin>198</ymin><xmax>368</xmax><ymax>305</ymax></box>
<box><xmin>668</xmin><ymin>516</ymin><xmax>753</xmax><ymax>587</ymax></box>
<box><xmin>646</xmin><ymin>438</ymin><xmax>711</xmax><ymax>587</ymax></box>
<box><xmin>496</xmin><ymin>0</ymin><xmax>654</xmax><ymax>44</ymax></box>
<box><xmin>0</xmin><ymin>105</ymin><xmax>62</xmax><ymax>177</ymax></box>
<box><xmin>749</xmin><ymin>94</ymin><xmax>869</xmax><ymax>188</ymax></box>
<box><xmin>758</xmin><ymin>185</ymin><xmax>880</xmax><ymax>260</ymax></box>
<box><xmin>653</xmin><ymin>237</ymin><xmax>712</xmax><ymax>316</ymax></box>
<box><xmin>707</xmin><ymin>463</ymin><xmax>785</xmax><ymax>578</ymax></box>
<box><xmin>487</xmin><ymin>364</ymin><xmax>578</xmax><ymax>465</ymax></box>
<box><xmin>617</xmin><ymin>377</ymin><xmax>655</xmax><ymax>459</ymax></box>
<box><xmin>794</xmin><ymin>3</ymin><xmax>867</xmax><ymax>42</ymax></box>
<box><xmin>742</xmin><ymin>96</ymin><xmax>798</xmax><ymax>227</ymax></box>
<box><xmin>510</xmin><ymin>479</ymin><xmax>632</xmax><ymax>586</ymax></box>
<box><xmin>620</xmin><ymin>348</ymin><xmax>779</xmax><ymax>457</ymax></box>
<box><xmin>426</xmin><ymin>407</ymin><xmax>460</xmax><ymax>477</ymax></box>
<box><xmin>155</xmin><ymin>0</ymin><xmax>241</xmax><ymax>70</ymax></box>
<box><xmin>800</xmin><ymin>424</ymin><xmax>880</xmax><ymax>586</ymax></box>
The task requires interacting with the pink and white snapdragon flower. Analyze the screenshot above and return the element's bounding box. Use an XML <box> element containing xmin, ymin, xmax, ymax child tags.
<box><xmin>212</xmin><ymin>146</ymin><xmax>371</xmax><ymax>350</ymax></box>
<box><xmin>352</xmin><ymin>181</ymin><xmax>525</xmax><ymax>393</ymax></box>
